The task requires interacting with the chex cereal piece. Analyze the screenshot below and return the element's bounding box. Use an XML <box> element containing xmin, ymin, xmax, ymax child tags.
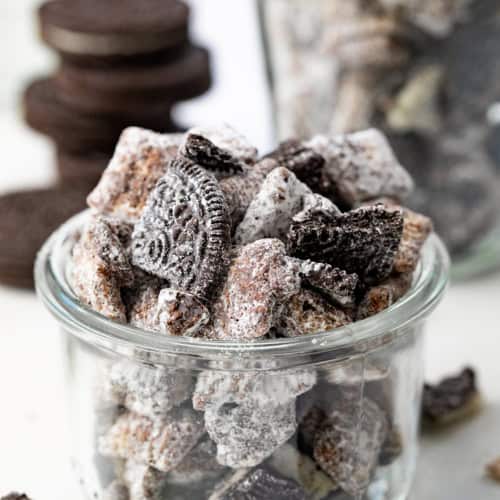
<box><xmin>264</xmin><ymin>139</ymin><xmax>328</xmax><ymax>194</ymax></box>
<box><xmin>192</xmin><ymin>369</ymin><xmax>316</xmax><ymax>411</ymax></box>
<box><xmin>305</xmin><ymin>129</ymin><xmax>413</xmax><ymax>206</ymax></box>
<box><xmin>69</xmin><ymin>215</ymin><xmax>134</xmax><ymax>321</ymax></box>
<box><xmin>102</xmin><ymin>361</ymin><xmax>193</xmax><ymax>419</ymax></box>
<box><xmin>205</xmin><ymin>400</ymin><xmax>297</xmax><ymax>468</ymax></box>
<box><xmin>234</xmin><ymin>167</ymin><xmax>312</xmax><ymax>245</ymax></box>
<box><xmin>287</xmin><ymin>204</ymin><xmax>404</xmax><ymax>285</ymax></box>
<box><xmin>220</xmin><ymin>159</ymin><xmax>277</xmax><ymax>228</ymax></box>
<box><xmin>180</xmin><ymin>124</ymin><xmax>258</xmax><ymax>176</ymax></box>
<box><xmin>154</xmin><ymin>288</ymin><xmax>210</xmax><ymax>337</ymax></box>
<box><xmin>209</xmin><ymin>467</ymin><xmax>307</xmax><ymax>500</ymax></box>
<box><xmin>269</xmin><ymin>444</ymin><xmax>339</xmax><ymax>500</ymax></box>
<box><xmin>167</xmin><ymin>437</ymin><xmax>226</xmax><ymax>485</ymax></box>
<box><xmin>88</xmin><ymin>127</ymin><xmax>183</xmax><ymax>222</ymax></box>
<box><xmin>357</xmin><ymin>272</ymin><xmax>413</xmax><ymax>320</ymax></box>
<box><xmin>206</xmin><ymin>239</ymin><xmax>301</xmax><ymax>340</ymax></box>
<box><xmin>291</xmin><ymin>258</ymin><xmax>359</xmax><ymax>307</ymax></box>
<box><xmin>422</xmin><ymin>367</ymin><xmax>482</xmax><ymax>426</ymax></box>
<box><xmin>314</xmin><ymin>398</ymin><xmax>388</xmax><ymax>497</ymax></box>
<box><xmin>102</xmin><ymin>481</ymin><xmax>129</xmax><ymax>500</ymax></box>
<box><xmin>120</xmin><ymin>460</ymin><xmax>169</xmax><ymax>500</ymax></box>
<box><xmin>99</xmin><ymin>409</ymin><xmax>204</xmax><ymax>472</ymax></box>
<box><xmin>131</xmin><ymin>157</ymin><xmax>231</xmax><ymax>303</ymax></box>
<box><xmin>126</xmin><ymin>281</ymin><xmax>163</xmax><ymax>331</ymax></box>
<box><xmin>276</xmin><ymin>289</ymin><xmax>353</xmax><ymax>337</ymax></box>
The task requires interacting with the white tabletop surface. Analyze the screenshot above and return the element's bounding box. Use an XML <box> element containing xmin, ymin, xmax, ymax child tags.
<box><xmin>0</xmin><ymin>1</ymin><xmax>499</xmax><ymax>498</ymax></box>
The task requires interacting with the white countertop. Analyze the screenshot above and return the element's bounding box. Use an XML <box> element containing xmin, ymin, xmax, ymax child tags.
<box><xmin>0</xmin><ymin>1</ymin><xmax>499</xmax><ymax>497</ymax></box>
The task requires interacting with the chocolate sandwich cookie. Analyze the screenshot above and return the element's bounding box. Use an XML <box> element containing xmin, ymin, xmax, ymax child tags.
<box><xmin>39</xmin><ymin>0</ymin><xmax>190</xmax><ymax>66</ymax></box>
<box><xmin>0</xmin><ymin>186</ymin><xmax>89</xmax><ymax>288</ymax></box>
<box><xmin>57</xmin><ymin>149</ymin><xmax>111</xmax><ymax>187</ymax></box>
<box><xmin>54</xmin><ymin>46</ymin><xmax>212</xmax><ymax>115</ymax></box>
<box><xmin>24</xmin><ymin>78</ymin><xmax>179</xmax><ymax>153</ymax></box>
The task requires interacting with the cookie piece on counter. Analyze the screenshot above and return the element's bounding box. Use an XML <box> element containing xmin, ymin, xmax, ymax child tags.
<box><xmin>422</xmin><ymin>367</ymin><xmax>482</xmax><ymax>427</ymax></box>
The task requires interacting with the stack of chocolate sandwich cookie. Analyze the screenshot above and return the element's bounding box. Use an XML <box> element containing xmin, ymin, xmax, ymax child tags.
<box><xmin>0</xmin><ymin>0</ymin><xmax>211</xmax><ymax>289</ymax></box>
<box><xmin>28</xmin><ymin>0</ymin><xmax>211</xmax><ymax>185</ymax></box>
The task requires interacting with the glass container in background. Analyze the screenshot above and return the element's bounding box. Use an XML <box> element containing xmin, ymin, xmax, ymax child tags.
<box><xmin>35</xmin><ymin>212</ymin><xmax>448</xmax><ymax>500</ymax></box>
<box><xmin>259</xmin><ymin>0</ymin><xmax>500</xmax><ymax>279</ymax></box>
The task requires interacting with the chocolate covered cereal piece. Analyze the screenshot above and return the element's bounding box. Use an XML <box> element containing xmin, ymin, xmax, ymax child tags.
<box><xmin>131</xmin><ymin>157</ymin><xmax>231</xmax><ymax>303</ymax></box>
<box><xmin>276</xmin><ymin>289</ymin><xmax>353</xmax><ymax>338</ymax></box>
<box><xmin>314</xmin><ymin>398</ymin><xmax>388</xmax><ymax>497</ymax></box>
<box><xmin>102</xmin><ymin>361</ymin><xmax>193</xmax><ymax>419</ymax></box>
<box><xmin>87</xmin><ymin>127</ymin><xmax>183</xmax><ymax>222</ymax></box>
<box><xmin>99</xmin><ymin>409</ymin><xmax>204</xmax><ymax>472</ymax></box>
<box><xmin>126</xmin><ymin>281</ymin><xmax>163</xmax><ymax>330</ymax></box>
<box><xmin>269</xmin><ymin>444</ymin><xmax>339</xmax><ymax>500</ymax></box>
<box><xmin>193</xmin><ymin>369</ymin><xmax>316</xmax><ymax>411</ymax></box>
<box><xmin>288</xmin><ymin>204</ymin><xmax>404</xmax><ymax>285</ymax></box>
<box><xmin>306</xmin><ymin>129</ymin><xmax>414</xmax><ymax>206</ymax></box>
<box><xmin>357</xmin><ymin>272</ymin><xmax>413</xmax><ymax>320</ymax></box>
<box><xmin>293</xmin><ymin>193</ymin><xmax>341</xmax><ymax>223</ymax></box>
<box><xmin>422</xmin><ymin>367</ymin><xmax>482</xmax><ymax>426</ymax></box>
<box><xmin>167</xmin><ymin>437</ymin><xmax>226</xmax><ymax>485</ymax></box>
<box><xmin>206</xmin><ymin>239</ymin><xmax>301</xmax><ymax>340</ymax></box>
<box><xmin>70</xmin><ymin>216</ymin><xmax>134</xmax><ymax>321</ymax></box>
<box><xmin>234</xmin><ymin>167</ymin><xmax>312</xmax><ymax>245</ymax></box>
<box><xmin>292</xmin><ymin>259</ymin><xmax>358</xmax><ymax>307</ymax></box>
<box><xmin>180</xmin><ymin>124</ymin><xmax>258</xmax><ymax>175</ymax></box>
<box><xmin>210</xmin><ymin>467</ymin><xmax>307</xmax><ymax>500</ymax></box>
<box><xmin>205</xmin><ymin>400</ymin><xmax>297</xmax><ymax>468</ymax></box>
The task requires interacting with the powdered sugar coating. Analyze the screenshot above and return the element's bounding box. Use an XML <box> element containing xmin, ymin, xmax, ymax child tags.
<box><xmin>102</xmin><ymin>361</ymin><xmax>193</xmax><ymax>419</ymax></box>
<box><xmin>180</xmin><ymin>124</ymin><xmax>258</xmax><ymax>175</ymax></box>
<box><xmin>88</xmin><ymin>127</ymin><xmax>183</xmax><ymax>222</ymax></box>
<box><xmin>204</xmin><ymin>239</ymin><xmax>301</xmax><ymax>340</ymax></box>
<box><xmin>306</xmin><ymin>129</ymin><xmax>414</xmax><ymax>206</ymax></box>
<box><xmin>131</xmin><ymin>157</ymin><xmax>230</xmax><ymax>303</ymax></box>
<box><xmin>99</xmin><ymin>409</ymin><xmax>204</xmax><ymax>472</ymax></box>
<box><xmin>193</xmin><ymin>369</ymin><xmax>316</xmax><ymax>411</ymax></box>
<box><xmin>314</xmin><ymin>398</ymin><xmax>388</xmax><ymax>497</ymax></box>
<box><xmin>234</xmin><ymin>167</ymin><xmax>312</xmax><ymax>245</ymax></box>
<box><xmin>205</xmin><ymin>400</ymin><xmax>297</xmax><ymax>468</ymax></box>
<box><xmin>69</xmin><ymin>216</ymin><xmax>134</xmax><ymax>321</ymax></box>
<box><xmin>275</xmin><ymin>289</ymin><xmax>353</xmax><ymax>337</ymax></box>
<box><xmin>220</xmin><ymin>159</ymin><xmax>277</xmax><ymax>228</ymax></box>
<box><xmin>293</xmin><ymin>193</ymin><xmax>340</xmax><ymax>223</ymax></box>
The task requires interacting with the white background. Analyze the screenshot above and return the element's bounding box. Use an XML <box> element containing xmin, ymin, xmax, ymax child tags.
<box><xmin>0</xmin><ymin>1</ymin><xmax>499</xmax><ymax>499</ymax></box>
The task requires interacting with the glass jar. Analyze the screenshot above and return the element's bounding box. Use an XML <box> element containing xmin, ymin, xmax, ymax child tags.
<box><xmin>35</xmin><ymin>212</ymin><xmax>449</xmax><ymax>500</ymax></box>
<box><xmin>259</xmin><ymin>0</ymin><xmax>500</xmax><ymax>279</ymax></box>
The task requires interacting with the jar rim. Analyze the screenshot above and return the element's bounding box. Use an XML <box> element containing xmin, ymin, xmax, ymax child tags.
<box><xmin>35</xmin><ymin>211</ymin><xmax>449</xmax><ymax>361</ymax></box>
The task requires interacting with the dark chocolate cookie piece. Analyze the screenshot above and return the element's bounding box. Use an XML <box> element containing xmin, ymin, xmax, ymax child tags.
<box><xmin>131</xmin><ymin>157</ymin><xmax>231</xmax><ymax>303</ymax></box>
<box><xmin>265</xmin><ymin>139</ymin><xmax>328</xmax><ymax>194</ymax></box>
<box><xmin>0</xmin><ymin>186</ymin><xmax>88</xmax><ymax>289</ymax></box>
<box><xmin>288</xmin><ymin>205</ymin><xmax>404</xmax><ymax>285</ymax></box>
<box><xmin>54</xmin><ymin>46</ymin><xmax>211</xmax><ymax>115</ymax></box>
<box><xmin>0</xmin><ymin>494</ymin><xmax>32</xmax><ymax>500</ymax></box>
<box><xmin>422</xmin><ymin>367</ymin><xmax>482</xmax><ymax>426</ymax></box>
<box><xmin>23</xmin><ymin>78</ymin><xmax>179</xmax><ymax>153</ymax></box>
<box><xmin>39</xmin><ymin>0</ymin><xmax>190</xmax><ymax>64</ymax></box>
